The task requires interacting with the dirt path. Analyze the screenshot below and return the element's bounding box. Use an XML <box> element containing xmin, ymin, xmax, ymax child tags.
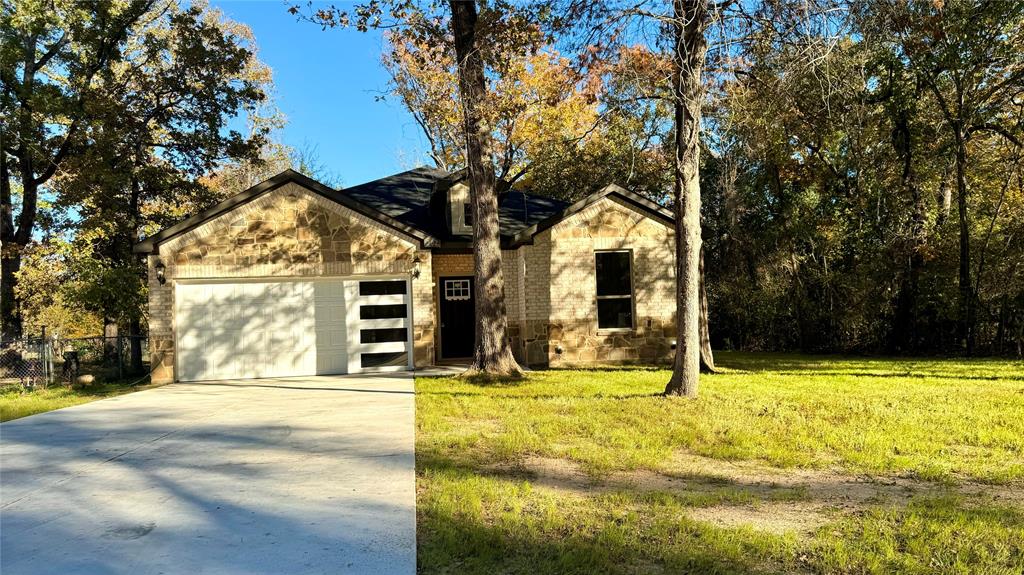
<box><xmin>492</xmin><ymin>452</ymin><xmax>1024</xmax><ymax>537</ymax></box>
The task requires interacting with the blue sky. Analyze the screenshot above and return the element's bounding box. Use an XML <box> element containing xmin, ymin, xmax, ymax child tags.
<box><xmin>211</xmin><ymin>0</ymin><xmax>431</xmax><ymax>187</ymax></box>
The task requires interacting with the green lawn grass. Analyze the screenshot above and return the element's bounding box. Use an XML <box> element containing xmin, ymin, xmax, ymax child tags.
<box><xmin>0</xmin><ymin>377</ymin><xmax>150</xmax><ymax>422</ymax></box>
<box><xmin>416</xmin><ymin>353</ymin><xmax>1024</xmax><ymax>574</ymax></box>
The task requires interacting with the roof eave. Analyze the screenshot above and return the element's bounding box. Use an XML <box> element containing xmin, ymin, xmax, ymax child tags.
<box><xmin>508</xmin><ymin>184</ymin><xmax>673</xmax><ymax>247</ymax></box>
<box><xmin>133</xmin><ymin>169</ymin><xmax>439</xmax><ymax>255</ymax></box>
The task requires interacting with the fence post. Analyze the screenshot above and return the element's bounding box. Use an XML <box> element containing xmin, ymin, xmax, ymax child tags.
<box><xmin>117</xmin><ymin>333</ymin><xmax>124</xmax><ymax>380</ymax></box>
<box><xmin>41</xmin><ymin>326</ymin><xmax>50</xmax><ymax>386</ymax></box>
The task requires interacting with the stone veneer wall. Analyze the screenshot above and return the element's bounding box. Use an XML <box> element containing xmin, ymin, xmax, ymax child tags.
<box><xmin>518</xmin><ymin>196</ymin><xmax>676</xmax><ymax>367</ymax></box>
<box><xmin>147</xmin><ymin>182</ymin><xmax>435</xmax><ymax>383</ymax></box>
<box><xmin>410</xmin><ymin>256</ymin><xmax>435</xmax><ymax>368</ymax></box>
<box><xmin>147</xmin><ymin>256</ymin><xmax>174</xmax><ymax>383</ymax></box>
<box><xmin>429</xmin><ymin>198</ymin><xmax>673</xmax><ymax>367</ymax></box>
<box><xmin>148</xmin><ymin>184</ymin><xmax>674</xmax><ymax>380</ymax></box>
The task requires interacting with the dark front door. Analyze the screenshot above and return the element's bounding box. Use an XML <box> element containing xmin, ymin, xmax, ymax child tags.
<box><xmin>439</xmin><ymin>276</ymin><xmax>475</xmax><ymax>359</ymax></box>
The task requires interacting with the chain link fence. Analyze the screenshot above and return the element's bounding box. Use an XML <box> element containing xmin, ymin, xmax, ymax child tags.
<box><xmin>1</xmin><ymin>335</ymin><xmax>149</xmax><ymax>390</ymax></box>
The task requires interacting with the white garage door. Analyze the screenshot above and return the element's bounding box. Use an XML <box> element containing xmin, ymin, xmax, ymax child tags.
<box><xmin>174</xmin><ymin>278</ymin><xmax>412</xmax><ymax>382</ymax></box>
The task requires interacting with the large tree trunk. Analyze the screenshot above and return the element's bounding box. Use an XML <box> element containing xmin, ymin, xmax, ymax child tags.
<box><xmin>1</xmin><ymin>133</ymin><xmax>22</xmax><ymax>340</ymax></box>
<box><xmin>0</xmin><ymin>252</ymin><xmax>22</xmax><ymax>340</ymax></box>
<box><xmin>698</xmin><ymin>249</ymin><xmax>715</xmax><ymax>372</ymax></box>
<box><xmin>936</xmin><ymin>163</ymin><xmax>952</xmax><ymax>228</ymax></box>
<box><xmin>1</xmin><ymin>176</ymin><xmax>34</xmax><ymax>341</ymax></box>
<box><xmin>129</xmin><ymin>316</ymin><xmax>144</xmax><ymax>375</ymax></box>
<box><xmin>892</xmin><ymin>109</ymin><xmax>925</xmax><ymax>353</ymax></box>
<box><xmin>665</xmin><ymin>0</ymin><xmax>708</xmax><ymax>398</ymax></box>
<box><xmin>954</xmin><ymin>132</ymin><xmax>975</xmax><ymax>354</ymax></box>
<box><xmin>103</xmin><ymin>319</ymin><xmax>119</xmax><ymax>366</ymax></box>
<box><xmin>128</xmin><ymin>167</ymin><xmax>144</xmax><ymax>375</ymax></box>
<box><xmin>2</xmin><ymin>37</ymin><xmax>43</xmax><ymax>340</ymax></box>
<box><xmin>449</xmin><ymin>0</ymin><xmax>521</xmax><ymax>377</ymax></box>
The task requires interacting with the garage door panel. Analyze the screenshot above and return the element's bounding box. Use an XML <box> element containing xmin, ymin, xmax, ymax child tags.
<box><xmin>316</xmin><ymin>353</ymin><xmax>345</xmax><ymax>374</ymax></box>
<box><xmin>176</xmin><ymin>282</ymin><xmax>275</xmax><ymax>381</ymax></box>
<box><xmin>204</xmin><ymin>336</ymin><xmax>237</xmax><ymax>367</ymax></box>
<box><xmin>313</xmin><ymin>281</ymin><xmax>347</xmax><ymax>375</ymax></box>
<box><xmin>175</xmin><ymin>305</ymin><xmax>206</xmax><ymax>330</ymax></box>
<box><xmin>234</xmin><ymin>354</ymin><xmax>265</xmax><ymax>379</ymax></box>
<box><xmin>219</xmin><ymin>314</ymin><xmax>246</xmax><ymax>333</ymax></box>
<box><xmin>358</xmin><ymin>294</ymin><xmax>405</xmax><ymax>306</ymax></box>
<box><xmin>178</xmin><ymin>351</ymin><xmax>210</xmax><ymax>382</ymax></box>
<box><xmin>357</xmin><ymin>319</ymin><xmax>408</xmax><ymax>332</ymax></box>
<box><xmin>237</xmin><ymin>330</ymin><xmax>266</xmax><ymax>350</ymax></box>
<box><xmin>317</xmin><ymin>327</ymin><xmax>346</xmax><ymax>348</ymax></box>
<box><xmin>178</xmin><ymin>286</ymin><xmax>202</xmax><ymax>306</ymax></box>
<box><xmin>268</xmin><ymin>330</ymin><xmax>298</xmax><ymax>350</ymax></box>
<box><xmin>178</xmin><ymin>331</ymin><xmax>202</xmax><ymax>349</ymax></box>
<box><xmin>315</xmin><ymin>281</ymin><xmax>345</xmax><ymax>300</ymax></box>
<box><xmin>175</xmin><ymin>277</ymin><xmax>411</xmax><ymax>381</ymax></box>
<box><xmin>356</xmin><ymin>341</ymin><xmax>408</xmax><ymax>354</ymax></box>
<box><xmin>345</xmin><ymin>279</ymin><xmax>413</xmax><ymax>374</ymax></box>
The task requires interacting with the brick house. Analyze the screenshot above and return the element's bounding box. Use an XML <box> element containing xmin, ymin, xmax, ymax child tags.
<box><xmin>135</xmin><ymin>168</ymin><xmax>677</xmax><ymax>383</ymax></box>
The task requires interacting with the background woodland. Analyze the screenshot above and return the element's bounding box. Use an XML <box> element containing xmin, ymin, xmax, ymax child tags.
<box><xmin>3</xmin><ymin>0</ymin><xmax>1021</xmax><ymax>356</ymax></box>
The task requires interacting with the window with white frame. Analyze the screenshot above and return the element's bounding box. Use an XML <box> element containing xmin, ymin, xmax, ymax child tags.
<box><xmin>444</xmin><ymin>279</ymin><xmax>471</xmax><ymax>301</ymax></box>
<box><xmin>595</xmin><ymin>251</ymin><xmax>633</xmax><ymax>329</ymax></box>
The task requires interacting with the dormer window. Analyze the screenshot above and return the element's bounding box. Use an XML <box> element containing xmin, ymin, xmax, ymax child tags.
<box><xmin>448</xmin><ymin>182</ymin><xmax>473</xmax><ymax>235</ymax></box>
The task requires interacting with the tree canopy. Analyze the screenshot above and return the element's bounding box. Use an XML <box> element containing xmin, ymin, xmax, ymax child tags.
<box><xmin>3</xmin><ymin>0</ymin><xmax>1021</xmax><ymax>358</ymax></box>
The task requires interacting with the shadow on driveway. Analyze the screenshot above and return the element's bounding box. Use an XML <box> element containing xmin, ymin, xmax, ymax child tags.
<box><xmin>1</xmin><ymin>374</ymin><xmax>416</xmax><ymax>575</ymax></box>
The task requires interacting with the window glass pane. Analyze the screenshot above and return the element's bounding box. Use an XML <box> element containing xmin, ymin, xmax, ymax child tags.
<box><xmin>597</xmin><ymin>298</ymin><xmax>633</xmax><ymax>329</ymax></box>
<box><xmin>360</xmin><ymin>304</ymin><xmax>407</xmax><ymax>320</ymax></box>
<box><xmin>464</xmin><ymin>203</ymin><xmax>473</xmax><ymax>226</ymax></box>
<box><xmin>359</xmin><ymin>280</ymin><xmax>407</xmax><ymax>296</ymax></box>
<box><xmin>443</xmin><ymin>279</ymin><xmax>471</xmax><ymax>301</ymax></box>
<box><xmin>595</xmin><ymin>252</ymin><xmax>631</xmax><ymax>296</ymax></box>
<box><xmin>360</xmin><ymin>328</ymin><xmax>407</xmax><ymax>344</ymax></box>
<box><xmin>361</xmin><ymin>351</ymin><xmax>408</xmax><ymax>368</ymax></box>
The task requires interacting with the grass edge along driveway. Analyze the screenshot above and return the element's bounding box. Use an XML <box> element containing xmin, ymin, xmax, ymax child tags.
<box><xmin>1</xmin><ymin>378</ymin><xmax>156</xmax><ymax>422</ymax></box>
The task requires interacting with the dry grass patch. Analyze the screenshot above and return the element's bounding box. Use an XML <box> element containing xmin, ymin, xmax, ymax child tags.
<box><xmin>416</xmin><ymin>353</ymin><xmax>1024</xmax><ymax>574</ymax></box>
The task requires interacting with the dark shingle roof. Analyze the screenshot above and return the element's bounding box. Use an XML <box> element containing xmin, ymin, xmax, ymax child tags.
<box><xmin>134</xmin><ymin>167</ymin><xmax>670</xmax><ymax>254</ymax></box>
<box><xmin>497</xmin><ymin>191</ymin><xmax>568</xmax><ymax>237</ymax></box>
<box><xmin>339</xmin><ymin>166</ymin><xmax>570</xmax><ymax>242</ymax></box>
<box><xmin>341</xmin><ymin>166</ymin><xmax>449</xmax><ymax>237</ymax></box>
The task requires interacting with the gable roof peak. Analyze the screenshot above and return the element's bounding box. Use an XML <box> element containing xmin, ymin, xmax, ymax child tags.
<box><xmin>133</xmin><ymin>168</ymin><xmax>438</xmax><ymax>254</ymax></box>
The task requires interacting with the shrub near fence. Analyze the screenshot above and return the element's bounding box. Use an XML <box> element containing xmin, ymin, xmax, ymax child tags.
<box><xmin>0</xmin><ymin>337</ymin><xmax>54</xmax><ymax>389</ymax></box>
<box><xmin>0</xmin><ymin>335</ymin><xmax>149</xmax><ymax>389</ymax></box>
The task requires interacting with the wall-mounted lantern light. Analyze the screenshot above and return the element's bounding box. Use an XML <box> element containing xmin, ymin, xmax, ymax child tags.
<box><xmin>411</xmin><ymin>254</ymin><xmax>422</xmax><ymax>280</ymax></box>
<box><xmin>155</xmin><ymin>261</ymin><xmax>167</xmax><ymax>285</ymax></box>
<box><xmin>670</xmin><ymin>340</ymin><xmax>677</xmax><ymax>350</ymax></box>
<box><xmin>555</xmin><ymin>345</ymin><xmax>564</xmax><ymax>355</ymax></box>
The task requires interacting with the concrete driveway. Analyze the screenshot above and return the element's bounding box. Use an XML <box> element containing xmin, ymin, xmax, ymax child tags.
<box><xmin>0</xmin><ymin>374</ymin><xmax>415</xmax><ymax>575</ymax></box>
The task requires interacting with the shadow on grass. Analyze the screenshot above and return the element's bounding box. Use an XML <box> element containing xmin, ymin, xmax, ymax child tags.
<box><xmin>416</xmin><ymin>449</ymin><xmax>809</xmax><ymax>506</ymax></box>
<box><xmin>767</xmin><ymin>370</ymin><xmax>1024</xmax><ymax>382</ymax></box>
<box><xmin>416</xmin><ymin>388</ymin><xmax>663</xmax><ymax>400</ymax></box>
<box><xmin>416</xmin><ymin>449</ymin><xmax>1024</xmax><ymax>574</ymax></box>
<box><xmin>713</xmin><ymin>352</ymin><xmax>1023</xmax><ymax>377</ymax></box>
<box><xmin>419</xmin><ymin>364</ymin><xmax>666</xmax><ymax>379</ymax></box>
<box><xmin>416</xmin><ymin>372</ymin><xmax>528</xmax><ymax>386</ymax></box>
<box><xmin>418</xmin><ymin>507</ymin><xmax>796</xmax><ymax>575</ymax></box>
<box><xmin>417</xmin><ymin>450</ymin><xmax>801</xmax><ymax>574</ymax></box>
<box><xmin>544</xmin><ymin>365</ymin><xmax>668</xmax><ymax>373</ymax></box>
